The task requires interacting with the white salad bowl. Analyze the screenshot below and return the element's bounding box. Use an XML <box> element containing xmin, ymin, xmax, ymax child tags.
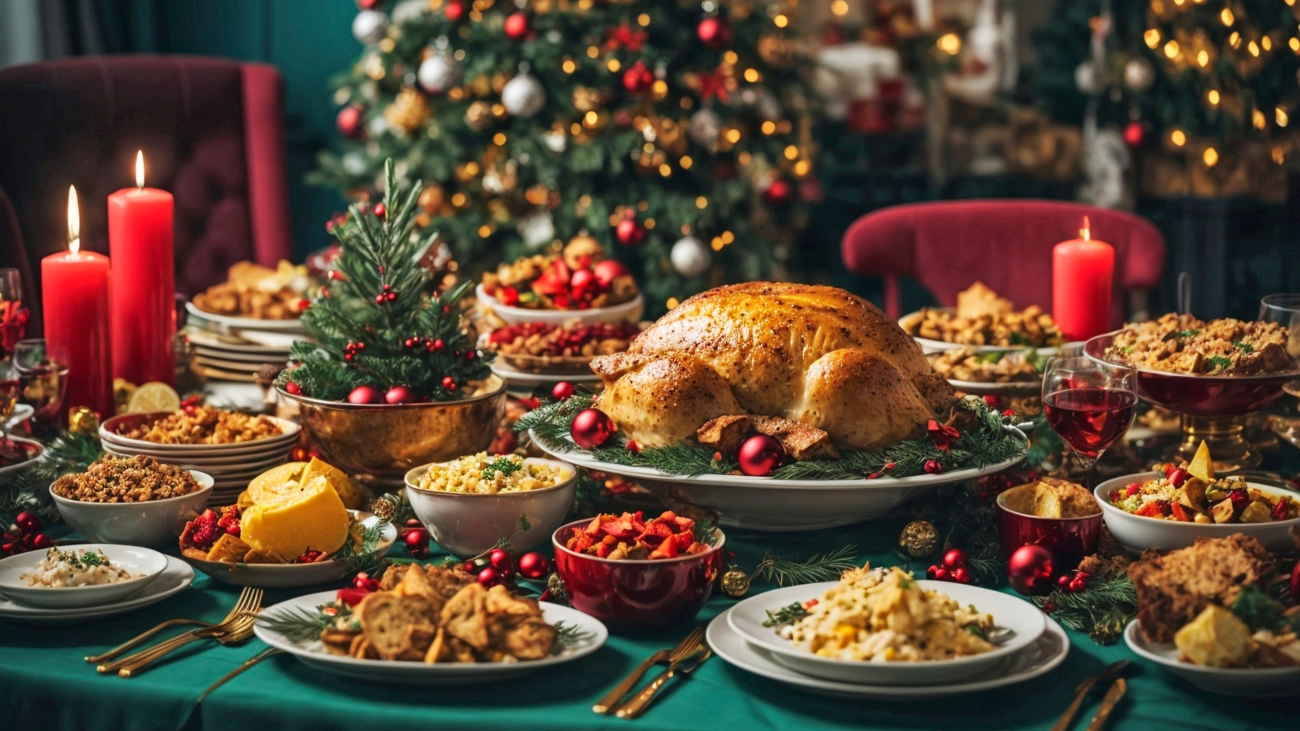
<box><xmin>0</xmin><ymin>544</ymin><xmax>168</xmax><ymax>609</ymax></box>
<box><xmin>50</xmin><ymin>471</ymin><xmax>213</xmax><ymax>548</ymax></box>
<box><xmin>1124</xmin><ymin>620</ymin><xmax>1300</xmax><ymax>697</ymax></box>
<box><xmin>405</xmin><ymin>457</ymin><xmax>577</xmax><ymax>557</ymax></box>
<box><xmin>476</xmin><ymin>284</ymin><xmax>644</xmax><ymax>326</ymax></box>
<box><xmin>1094</xmin><ymin>472</ymin><xmax>1300</xmax><ymax>553</ymax></box>
<box><xmin>727</xmin><ymin>581</ymin><xmax>1047</xmax><ymax>686</ymax></box>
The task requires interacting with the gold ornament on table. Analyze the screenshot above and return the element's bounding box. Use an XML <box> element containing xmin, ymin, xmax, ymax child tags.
<box><xmin>465</xmin><ymin>100</ymin><xmax>493</xmax><ymax>130</ymax></box>
<box><xmin>721</xmin><ymin>568</ymin><xmax>752</xmax><ymax>597</ymax></box>
<box><xmin>546</xmin><ymin>572</ymin><xmax>566</xmax><ymax>602</ymax></box>
<box><xmin>572</xmin><ymin>86</ymin><xmax>604</xmax><ymax>113</ymax></box>
<box><xmin>899</xmin><ymin>519</ymin><xmax>939</xmax><ymax>558</ymax></box>
<box><xmin>385</xmin><ymin>87</ymin><xmax>432</xmax><ymax>135</ymax></box>
<box><xmin>67</xmin><ymin>406</ymin><xmax>100</xmax><ymax>436</ymax></box>
<box><xmin>418</xmin><ymin>184</ymin><xmax>446</xmax><ymax>214</ymax></box>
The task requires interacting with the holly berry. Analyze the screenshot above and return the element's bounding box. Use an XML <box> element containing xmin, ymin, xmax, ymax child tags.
<box><xmin>517</xmin><ymin>552</ymin><xmax>550</xmax><ymax>579</ymax></box>
<box><xmin>285</xmin><ymin>381</ymin><xmax>302</xmax><ymax>395</ymax></box>
<box><xmin>296</xmin><ymin>548</ymin><xmax>323</xmax><ymax>563</ymax></box>
<box><xmin>489</xmin><ymin>548</ymin><xmax>515</xmax><ymax>577</ymax></box>
<box><xmin>614</xmin><ymin>210</ymin><xmax>645</xmax><ymax>246</ymax></box>
<box><xmin>951</xmin><ymin>567</ymin><xmax>971</xmax><ymax>584</ymax></box>
<box><xmin>477</xmin><ymin>566</ymin><xmax>503</xmax><ymax>587</ymax></box>
<box><xmin>337</xmin><ymin>587</ymin><xmax>371</xmax><ymax>606</ymax></box>
<box><xmin>31</xmin><ymin>533</ymin><xmax>52</xmax><ymax>549</ymax></box>
<box><xmin>1057</xmin><ymin>574</ymin><xmax>1072</xmax><ymax>589</ymax></box>
<box><xmin>762</xmin><ymin>178</ymin><xmax>793</xmax><ymax>206</ymax></box>
<box><xmin>942</xmin><ymin>548</ymin><xmax>967</xmax><ymax>570</ymax></box>
<box><xmin>927</xmin><ymin>565</ymin><xmax>949</xmax><ymax>581</ymax></box>
<box><xmin>697</xmin><ymin>16</ymin><xmax>732</xmax><ymax>50</ymax></box>
<box><xmin>622</xmin><ymin>61</ymin><xmax>654</xmax><ymax>93</ymax></box>
<box><xmin>353</xmin><ymin>571</ymin><xmax>381</xmax><ymax>592</ymax></box>
<box><xmin>442</xmin><ymin>376</ymin><xmax>456</xmax><ymax>391</ymax></box>
<box><xmin>373</xmin><ymin>202</ymin><xmax>386</xmax><ymax>218</ymax></box>
<box><xmin>14</xmin><ymin>511</ymin><xmax>41</xmax><ymax>534</ymax></box>
<box><xmin>552</xmin><ymin>381</ymin><xmax>575</xmax><ymax>400</ymax></box>
<box><xmin>498</xmin><ymin>286</ymin><xmax>520</xmax><ymax>306</ymax></box>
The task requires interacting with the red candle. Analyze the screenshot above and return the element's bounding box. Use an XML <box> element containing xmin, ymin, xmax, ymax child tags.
<box><xmin>1052</xmin><ymin>216</ymin><xmax>1115</xmax><ymax>342</ymax></box>
<box><xmin>41</xmin><ymin>186</ymin><xmax>113</xmax><ymax>418</ymax></box>
<box><xmin>108</xmin><ymin>152</ymin><xmax>175</xmax><ymax>385</ymax></box>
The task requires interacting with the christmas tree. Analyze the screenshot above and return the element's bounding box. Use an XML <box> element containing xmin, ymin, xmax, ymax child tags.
<box><xmin>311</xmin><ymin>0</ymin><xmax>812</xmax><ymax>310</ymax></box>
<box><xmin>1034</xmin><ymin>0</ymin><xmax>1298</xmax><ymax>200</ymax></box>
<box><xmin>280</xmin><ymin>160</ymin><xmax>492</xmax><ymax>404</ymax></box>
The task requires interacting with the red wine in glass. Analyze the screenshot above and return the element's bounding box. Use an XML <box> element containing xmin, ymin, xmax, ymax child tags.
<box><xmin>1043</xmin><ymin>387</ymin><xmax>1137</xmax><ymax>458</ymax></box>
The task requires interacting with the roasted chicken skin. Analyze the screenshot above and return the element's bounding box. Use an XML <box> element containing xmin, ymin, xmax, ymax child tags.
<box><xmin>591</xmin><ymin>282</ymin><xmax>954</xmax><ymax>452</ymax></box>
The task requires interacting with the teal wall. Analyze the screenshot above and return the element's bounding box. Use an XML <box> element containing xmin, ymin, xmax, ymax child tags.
<box><xmin>155</xmin><ymin>0</ymin><xmax>358</xmax><ymax>259</ymax></box>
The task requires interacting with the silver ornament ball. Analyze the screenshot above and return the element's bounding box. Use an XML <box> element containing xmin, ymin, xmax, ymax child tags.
<box><xmin>516</xmin><ymin>211</ymin><xmax>556</xmax><ymax>249</ymax></box>
<box><xmin>1123</xmin><ymin>57</ymin><xmax>1155</xmax><ymax>92</ymax></box>
<box><xmin>502</xmin><ymin>73</ymin><xmax>546</xmax><ymax>117</ymax></box>
<box><xmin>688</xmin><ymin>109</ymin><xmax>721</xmax><ymax>149</ymax></box>
<box><xmin>352</xmin><ymin>10</ymin><xmax>389</xmax><ymax>46</ymax></box>
<box><xmin>1074</xmin><ymin>61</ymin><xmax>1103</xmax><ymax>95</ymax></box>
<box><xmin>418</xmin><ymin>53</ymin><xmax>461</xmax><ymax>95</ymax></box>
<box><xmin>671</xmin><ymin>236</ymin><xmax>712</xmax><ymax>277</ymax></box>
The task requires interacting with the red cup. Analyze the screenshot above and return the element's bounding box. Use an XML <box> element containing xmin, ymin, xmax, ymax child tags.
<box><xmin>551</xmin><ymin>519</ymin><xmax>724</xmax><ymax>633</ymax></box>
<box><xmin>995</xmin><ymin>494</ymin><xmax>1102</xmax><ymax>571</ymax></box>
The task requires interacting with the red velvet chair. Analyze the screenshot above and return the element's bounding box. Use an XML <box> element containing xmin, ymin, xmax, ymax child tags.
<box><xmin>841</xmin><ymin>200</ymin><xmax>1168</xmax><ymax>325</ymax></box>
<box><xmin>0</xmin><ymin>55</ymin><xmax>293</xmax><ymax>333</ymax></box>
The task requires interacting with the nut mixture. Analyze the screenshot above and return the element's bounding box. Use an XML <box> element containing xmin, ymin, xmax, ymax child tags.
<box><xmin>52</xmin><ymin>455</ymin><xmax>201</xmax><ymax>503</ymax></box>
<box><xmin>1106</xmin><ymin>314</ymin><xmax>1294</xmax><ymax>376</ymax></box>
<box><xmin>119</xmin><ymin>406</ymin><xmax>282</xmax><ymax>445</ymax></box>
<box><xmin>417</xmin><ymin>453</ymin><xmax>567</xmax><ymax>495</ymax></box>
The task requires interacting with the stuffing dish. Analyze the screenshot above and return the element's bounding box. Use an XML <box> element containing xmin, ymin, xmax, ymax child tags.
<box><xmin>1106</xmin><ymin>314</ymin><xmax>1294</xmax><ymax>376</ymax></box>
<box><xmin>192</xmin><ymin>261</ymin><xmax>314</xmax><ymax>319</ymax></box>
<box><xmin>482</xmin><ymin>238</ymin><xmax>638</xmax><ymax>311</ymax></box>
<box><xmin>928</xmin><ymin>348</ymin><xmax>1042</xmax><ymax>383</ymax></box>
<box><xmin>51</xmin><ymin>455</ymin><xmax>201</xmax><ymax>503</ymax></box>
<box><xmin>774</xmin><ymin>565</ymin><xmax>996</xmax><ymax>662</ymax></box>
<box><xmin>118</xmin><ymin>407</ymin><xmax>282</xmax><ymax>444</ymax></box>
<box><xmin>486</xmin><ymin>321</ymin><xmax>642</xmax><ymax>373</ymax></box>
<box><xmin>900</xmin><ymin>283</ymin><xmax>1065</xmax><ymax>348</ymax></box>
<box><xmin>20</xmin><ymin>548</ymin><xmax>140</xmax><ymax>588</ymax></box>
<box><xmin>417</xmin><ymin>453</ymin><xmax>568</xmax><ymax>495</ymax></box>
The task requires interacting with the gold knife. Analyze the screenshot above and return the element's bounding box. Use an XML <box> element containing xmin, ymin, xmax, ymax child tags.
<box><xmin>1048</xmin><ymin>659</ymin><xmax>1128</xmax><ymax>731</ymax></box>
<box><xmin>1083</xmin><ymin>678</ymin><xmax>1127</xmax><ymax>731</ymax></box>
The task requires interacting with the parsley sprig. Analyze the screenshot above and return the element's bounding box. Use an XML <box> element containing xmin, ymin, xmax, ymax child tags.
<box><xmin>481</xmin><ymin>457</ymin><xmax>523</xmax><ymax>481</ymax></box>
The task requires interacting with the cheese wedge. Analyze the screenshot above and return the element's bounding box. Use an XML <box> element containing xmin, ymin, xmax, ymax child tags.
<box><xmin>246</xmin><ymin>462</ymin><xmax>309</xmax><ymax>505</ymax></box>
<box><xmin>300</xmin><ymin>457</ymin><xmax>364</xmax><ymax>510</ymax></box>
<box><xmin>241</xmin><ymin>475</ymin><xmax>349</xmax><ymax>560</ymax></box>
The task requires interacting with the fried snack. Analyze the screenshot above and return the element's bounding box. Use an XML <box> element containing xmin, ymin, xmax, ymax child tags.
<box><xmin>1107</xmin><ymin>313</ymin><xmax>1294</xmax><ymax>376</ymax></box>
<box><xmin>900</xmin><ymin>283</ymin><xmax>1064</xmax><ymax>348</ymax></box>
<box><xmin>119</xmin><ymin>407</ymin><xmax>282</xmax><ymax>445</ymax></box>
<box><xmin>192</xmin><ymin>261</ymin><xmax>312</xmax><ymax>319</ymax></box>
<box><xmin>1128</xmin><ymin>534</ymin><xmax>1277</xmax><ymax>643</ymax></box>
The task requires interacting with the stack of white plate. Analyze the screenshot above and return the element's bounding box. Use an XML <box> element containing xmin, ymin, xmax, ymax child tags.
<box><xmin>708</xmin><ymin>581</ymin><xmax>1070</xmax><ymax>699</ymax></box>
<box><xmin>99</xmin><ymin>414</ymin><xmax>301</xmax><ymax>506</ymax></box>
<box><xmin>185</xmin><ymin>302</ymin><xmax>310</xmax><ymax>382</ymax></box>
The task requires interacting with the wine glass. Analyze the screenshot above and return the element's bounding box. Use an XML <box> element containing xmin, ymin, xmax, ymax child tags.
<box><xmin>0</xmin><ymin>269</ymin><xmax>29</xmax><ymax>360</ymax></box>
<box><xmin>0</xmin><ymin>358</ymin><xmax>18</xmax><ymax>436</ymax></box>
<box><xmin>1042</xmin><ymin>355</ymin><xmax>1138</xmax><ymax>476</ymax></box>
<box><xmin>14</xmin><ymin>339</ymin><xmax>69</xmax><ymax>425</ymax></box>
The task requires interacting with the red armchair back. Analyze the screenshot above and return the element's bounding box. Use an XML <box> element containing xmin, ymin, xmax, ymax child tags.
<box><xmin>841</xmin><ymin>200</ymin><xmax>1168</xmax><ymax>323</ymax></box>
<box><xmin>0</xmin><ymin>55</ymin><xmax>293</xmax><ymax>332</ymax></box>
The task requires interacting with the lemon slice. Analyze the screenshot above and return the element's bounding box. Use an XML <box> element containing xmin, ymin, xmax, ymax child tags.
<box><xmin>126</xmin><ymin>382</ymin><xmax>181</xmax><ymax>414</ymax></box>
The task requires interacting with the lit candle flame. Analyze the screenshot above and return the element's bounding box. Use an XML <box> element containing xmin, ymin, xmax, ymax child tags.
<box><xmin>135</xmin><ymin>151</ymin><xmax>145</xmax><ymax>190</ymax></box>
<box><xmin>1080</xmin><ymin>216</ymin><xmax>1091</xmax><ymax>242</ymax></box>
<box><xmin>67</xmin><ymin>185</ymin><xmax>81</xmax><ymax>254</ymax></box>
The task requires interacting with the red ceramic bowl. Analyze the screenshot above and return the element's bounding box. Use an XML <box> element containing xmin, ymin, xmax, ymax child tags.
<box><xmin>1084</xmin><ymin>333</ymin><xmax>1300</xmax><ymax>416</ymax></box>
<box><xmin>551</xmin><ymin>519</ymin><xmax>724</xmax><ymax>633</ymax></box>
<box><xmin>995</xmin><ymin>493</ymin><xmax>1102</xmax><ymax>572</ymax></box>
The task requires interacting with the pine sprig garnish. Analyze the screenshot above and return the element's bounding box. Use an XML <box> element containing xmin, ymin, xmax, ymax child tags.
<box><xmin>259</xmin><ymin>606</ymin><xmax>337</xmax><ymax>644</ymax></box>
<box><xmin>278</xmin><ymin>158</ymin><xmax>492</xmax><ymax>402</ymax></box>
<box><xmin>551</xmin><ymin>621</ymin><xmax>595</xmax><ymax>653</ymax></box>
<box><xmin>1</xmin><ymin>429</ymin><xmax>104</xmax><ymax>523</ymax></box>
<box><xmin>1032</xmin><ymin>575</ymin><xmax>1138</xmax><ymax>645</ymax></box>
<box><xmin>762</xmin><ymin>602</ymin><xmax>810</xmax><ymax>627</ymax></box>
<box><xmin>333</xmin><ymin>520</ymin><xmax>389</xmax><ymax>573</ymax></box>
<box><xmin>753</xmin><ymin>545</ymin><xmax>859</xmax><ymax>587</ymax></box>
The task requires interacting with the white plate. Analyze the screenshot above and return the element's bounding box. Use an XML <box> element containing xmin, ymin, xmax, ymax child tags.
<box><xmin>476</xmin><ymin>284</ymin><xmax>644</xmax><ymax>326</ymax></box>
<box><xmin>103</xmin><ymin>444</ymin><xmax>290</xmax><ymax>471</ymax></box>
<box><xmin>256</xmin><ymin>591</ymin><xmax>608</xmax><ymax>685</ymax></box>
<box><xmin>708</xmin><ymin>604</ymin><xmax>1068</xmax><ymax>699</ymax></box>
<box><xmin>0</xmin><ymin>544</ymin><xmax>168</xmax><ymax>608</ymax></box>
<box><xmin>183</xmin><ymin>326</ymin><xmax>297</xmax><ymax>353</ymax></box>
<box><xmin>530</xmin><ymin>428</ymin><xmax>1028</xmax><ymax>531</ymax></box>
<box><xmin>727</xmin><ymin>581</ymin><xmax>1046</xmax><ymax>685</ymax></box>
<box><xmin>4</xmin><ymin>403</ymin><xmax>34</xmax><ymax>429</ymax></box>
<box><xmin>945</xmin><ymin>379</ymin><xmax>1042</xmax><ymax>396</ymax></box>
<box><xmin>1124</xmin><ymin>620</ymin><xmax>1300</xmax><ymax>697</ymax></box>
<box><xmin>195</xmin><ymin>348</ymin><xmax>291</xmax><ymax>365</ymax></box>
<box><xmin>900</xmin><ymin>309</ymin><xmax>1070</xmax><ymax>356</ymax></box>
<box><xmin>0</xmin><ymin>436</ymin><xmax>42</xmax><ymax>486</ymax></box>
<box><xmin>0</xmin><ymin>555</ymin><xmax>194</xmax><ymax>624</ymax></box>
<box><xmin>182</xmin><ymin>514</ymin><xmax>397</xmax><ymax>588</ymax></box>
<box><xmin>194</xmin><ymin>356</ymin><xmax>283</xmax><ymax>372</ymax></box>
<box><xmin>185</xmin><ymin>302</ymin><xmax>308</xmax><ymax>333</ymax></box>
<box><xmin>1095</xmin><ymin>472</ymin><xmax>1300</xmax><ymax>553</ymax></box>
<box><xmin>100</xmin><ymin>415</ymin><xmax>300</xmax><ymax>454</ymax></box>
<box><xmin>490</xmin><ymin>361</ymin><xmax>603</xmax><ymax>391</ymax></box>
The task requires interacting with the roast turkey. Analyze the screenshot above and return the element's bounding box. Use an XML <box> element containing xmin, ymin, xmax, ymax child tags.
<box><xmin>590</xmin><ymin>282</ymin><xmax>955</xmax><ymax>452</ymax></box>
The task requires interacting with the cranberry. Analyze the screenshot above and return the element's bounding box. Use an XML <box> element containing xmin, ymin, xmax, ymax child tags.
<box><xmin>1167</xmin><ymin>468</ymin><xmax>1189</xmax><ymax>487</ymax></box>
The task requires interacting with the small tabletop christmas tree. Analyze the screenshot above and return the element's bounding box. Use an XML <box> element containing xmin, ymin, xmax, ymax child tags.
<box><xmin>279</xmin><ymin>160</ymin><xmax>493</xmax><ymax>404</ymax></box>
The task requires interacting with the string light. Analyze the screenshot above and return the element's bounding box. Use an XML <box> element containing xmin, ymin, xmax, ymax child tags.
<box><xmin>637</xmin><ymin>13</ymin><xmax>650</xmax><ymax>26</ymax></box>
<box><xmin>1278</xmin><ymin>107</ymin><xmax>1290</xmax><ymax>127</ymax></box>
<box><xmin>743</xmin><ymin>68</ymin><xmax>760</xmax><ymax>83</ymax></box>
<box><xmin>478</xmin><ymin>224</ymin><xmax>493</xmax><ymax>237</ymax></box>
<box><xmin>794</xmin><ymin>160</ymin><xmax>810</xmax><ymax>176</ymax></box>
<box><xmin>695</xmin><ymin>196</ymin><xmax>708</xmax><ymax>209</ymax></box>
<box><xmin>1208</xmin><ymin>89</ymin><xmax>1220</xmax><ymax>105</ymax></box>
<box><xmin>493</xmin><ymin>133</ymin><xmax>507</xmax><ymax>145</ymax></box>
<box><xmin>584</xmin><ymin>111</ymin><xmax>599</xmax><ymax>126</ymax></box>
<box><xmin>1254</xmin><ymin>109</ymin><xmax>1267</xmax><ymax>128</ymax></box>
<box><xmin>658</xmin><ymin>164</ymin><xmax>671</xmax><ymax>177</ymax></box>
<box><xmin>570</xmin><ymin>122</ymin><xmax>582</xmax><ymax>135</ymax></box>
<box><xmin>1248</xmin><ymin>40</ymin><xmax>1260</xmax><ymax>57</ymax></box>
<box><xmin>1290</xmin><ymin>37</ymin><xmax>1300</xmax><ymax>53</ymax></box>
<box><xmin>711</xmin><ymin>237</ymin><xmax>723</xmax><ymax>251</ymax></box>
<box><xmin>1164</xmin><ymin>40</ymin><xmax>1180</xmax><ymax>59</ymax></box>
<box><xmin>451</xmin><ymin>193</ymin><xmax>467</xmax><ymax>207</ymax></box>
<box><xmin>607</xmin><ymin>59</ymin><xmax>621</xmax><ymax>72</ymax></box>
<box><xmin>1220</xmin><ymin>8</ymin><xmax>1234</xmax><ymax>25</ymax></box>
<box><xmin>1170</xmin><ymin>129</ymin><xmax>1187</xmax><ymax>146</ymax></box>
<box><xmin>783</xmin><ymin>145</ymin><xmax>799</xmax><ymax>160</ymax></box>
<box><xmin>1273</xmin><ymin>146</ymin><xmax>1286</xmax><ymax>164</ymax></box>
<box><xmin>1144</xmin><ymin>29</ymin><xmax>1161</xmax><ymax>48</ymax></box>
<box><xmin>1262</xmin><ymin>36</ymin><xmax>1272</xmax><ymax>51</ymax></box>
<box><xmin>586</xmin><ymin>46</ymin><xmax>599</xmax><ymax>58</ymax></box>
<box><xmin>773</xmin><ymin>14</ymin><xmax>788</xmax><ymax>28</ymax></box>
<box><xmin>1203</xmin><ymin>147</ymin><xmax>1218</xmax><ymax>167</ymax></box>
<box><xmin>1196</xmin><ymin>50</ymin><xmax>1209</xmax><ymax>66</ymax></box>
<box><xmin>761</xmin><ymin>121</ymin><xmax>777</xmax><ymax>134</ymax></box>
<box><xmin>562</xmin><ymin>59</ymin><xmax>576</xmax><ymax>73</ymax></box>
<box><xmin>724</xmin><ymin>51</ymin><xmax>738</xmax><ymax>65</ymax></box>
<box><xmin>830</xmin><ymin>0</ymin><xmax>849</xmax><ymax>15</ymax></box>
<box><xmin>680</xmin><ymin>155</ymin><xmax>693</xmax><ymax>169</ymax></box>
<box><xmin>652</xmin><ymin>80</ymin><xmax>668</xmax><ymax>96</ymax></box>
<box><xmin>721</xmin><ymin>231</ymin><xmax>734</xmax><ymax>244</ymax></box>
<box><xmin>937</xmin><ymin>33</ymin><xmax>962</xmax><ymax>55</ymax></box>
<box><xmin>644</xmin><ymin>218</ymin><xmax>655</xmax><ymax>229</ymax></box>
<box><xmin>724</xmin><ymin>128</ymin><xmax>741</xmax><ymax>143</ymax></box>
<box><xmin>1229</xmin><ymin>32</ymin><xmax>1241</xmax><ymax>48</ymax></box>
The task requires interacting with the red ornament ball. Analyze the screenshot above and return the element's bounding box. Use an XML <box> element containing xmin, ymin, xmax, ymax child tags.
<box><xmin>1007</xmin><ymin>544</ymin><xmax>1055</xmax><ymax>595</ymax></box>
<box><xmin>347</xmin><ymin>385</ymin><xmax>383</xmax><ymax>405</ymax></box>
<box><xmin>517</xmin><ymin>552</ymin><xmax>550</xmax><ymax>580</ymax></box>
<box><xmin>552</xmin><ymin>381</ymin><xmax>575</xmax><ymax>400</ymax></box>
<box><xmin>942</xmin><ymin>548</ymin><xmax>967</xmax><ymax>570</ymax></box>
<box><xmin>489</xmin><ymin>549</ymin><xmax>515</xmax><ymax>576</ymax></box>
<box><xmin>441</xmin><ymin>376</ymin><xmax>456</xmax><ymax>391</ymax></box>
<box><xmin>570</xmin><ymin>267</ymin><xmax>597</xmax><ymax>294</ymax></box>
<box><xmin>477</xmin><ymin>566</ymin><xmax>503</xmax><ymax>587</ymax></box>
<box><xmin>444</xmin><ymin>0</ymin><xmax>465</xmax><ymax>21</ymax></box>
<box><xmin>503</xmin><ymin>11</ymin><xmax>529</xmax><ymax>40</ymax></box>
<box><xmin>1122</xmin><ymin>120</ymin><xmax>1147</xmax><ymax>148</ymax></box>
<box><xmin>385</xmin><ymin>385</ymin><xmax>416</xmax><ymax>404</ymax></box>
<box><xmin>571</xmin><ymin>408</ymin><xmax>616</xmax><ymax>449</ymax></box>
<box><xmin>337</xmin><ymin>105</ymin><xmax>364</xmax><ymax>138</ymax></box>
<box><xmin>762</xmin><ymin>178</ymin><xmax>793</xmax><ymax>206</ymax></box>
<box><xmin>403</xmin><ymin>528</ymin><xmax>428</xmax><ymax>549</ymax></box>
<box><xmin>615</xmin><ymin>212</ymin><xmax>645</xmax><ymax>246</ymax></box>
<box><xmin>697</xmin><ymin>16</ymin><xmax>733</xmax><ymax>50</ymax></box>
<box><xmin>923</xmin><ymin>459</ymin><xmax>942</xmax><ymax>474</ymax></box>
<box><xmin>951</xmin><ymin>567</ymin><xmax>971</xmax><ymax>584</ymax></box>
<box><xmin>738</xmin><ymin>434</ymin><xmax>784</xmax><ymax>477</ymax></box>
<box><xmin>285</xmin><ymin>381</ymin><xmax>302</xmax><ymax>395</ymax></box>
<box><xmin>622</xmin><ymin>61</ymin><xmax>654</xmax><ymax>93</ymax></box>
<box><xmin>592</xmin><ymin>259</ymin><xmax>628</xmax><ymax>287</ymax></box>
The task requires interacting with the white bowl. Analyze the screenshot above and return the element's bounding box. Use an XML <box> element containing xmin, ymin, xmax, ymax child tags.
<box><xmin>0</xmin><ymin>436</ymin><xmax>43</xmax><ymax>487</ymax></box>
<box><xmin>0</xmin><ymin>544</ymin><xmax>168</xmax><ymax>609</ymax></box>
<box><xmin>476</xmin><ymin>284</ymin><xmax>644</xmax><ymax>326</ymax></box>
<box><xmin>405</xmin><ymin>457</ymin><xmax>577</xmax><ymax>557</ymax></box>
<box><xmin>1124</xmin><ymin>620</ymin><xmax>1300</xmax><ymax>697</ymax></box>
<box><xmin>1094</xmin><ymin>472</ymin><xmax>1300</xmax><ymax>553</ymax></box>
<box><xmin>51</xmin><ymin>471</ymin><xmax>213</xmax><ymax>548</ymax></box>
<box><xmin>100</xmin><ymin>414</ymin><xmax>300</xmax><ymax>455</ymax></box>
<box><xmin>727</xmin><ymin>581</ymin><xmax>1047</xmax><ymax>685</ymax></box>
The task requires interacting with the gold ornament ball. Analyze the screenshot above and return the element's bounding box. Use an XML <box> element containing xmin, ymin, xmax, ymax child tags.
<box><xmin>465</xmin><ymin>101</ymin><xmax>493</xmax><ymax>130</ymax></box>
<box><xmin>546</xmin><ymin>572</ymin><xmax>567</xmax><ymax>602</ymax></box>
<box><xmin>418</xmin><ymin>185</ymin><xmax>445</xmax><ymax>213</ymax></box>
<box><xmin>385</xmin><ymin>87</ymin><xmax>432</xmax><ymax>135</ymax></box>
<box><xmin>758</xmin><ymin>34</ymin><xmax>794</xmax><ymax>67</ymax></box>
<box><xmin>721</xmin><ymin>569</ymin><xmax>751</xmax><ymax>597</ymax></box>
<box><xmin>68</xmin><ymin>407</ymin><xmax>101</xmax><ymax>436</ymax></box>
<box><xmin>899</xmin><ymin>519</ymin><xmax>939</xmax><ymax>558</ymax></box>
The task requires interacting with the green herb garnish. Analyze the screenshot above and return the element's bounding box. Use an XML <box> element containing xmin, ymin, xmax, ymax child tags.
<box><xmin>762</xmin><ymin>602</ymin><xmax>810</xmax><ymax>627</ymax></box>
<box><xmin>1178</xmin><ymin>329</ymin><xmax>1201</xmax><ymax>338</ymax></box>
<box><xmin>1207</xmin><ymin>355</ymin><xmax>1233</xmax><ymax>371</ymax></box>
<box><xmin>1232</xmin><ymin>341</ymin><xmax>1254</xmax><ymax>353</ymax></box>
<box><xmin>481</xmin><ymin>457</ymin><xmax>524</xmax><ymax>481</ymax></box>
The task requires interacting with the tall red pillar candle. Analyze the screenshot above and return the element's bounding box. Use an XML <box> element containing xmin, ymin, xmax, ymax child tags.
<box><xmin>108</xmin><ymin>152</ymin><xmax>175</xmax><ymax>385</ymax></box>
<box><xmin>1052</xmin><ymin>216</ymin><xmax>1114</xmax><ymax>342</ymax></box>
<box><xmin>41</xmin><ymin>186</ymin><xmax>114</xmax><ymax>418</ymax></box>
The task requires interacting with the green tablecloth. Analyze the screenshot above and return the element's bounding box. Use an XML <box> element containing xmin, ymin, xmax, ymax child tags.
<box><xmin>1</xmin><ymin>517</ymin><xmax>1293</xmax><ymax>731</ymax></box>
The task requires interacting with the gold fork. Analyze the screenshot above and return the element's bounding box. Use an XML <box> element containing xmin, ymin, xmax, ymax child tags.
<box><xmin>98</xmin><ymin>588</ymin><xmax>264</xmax><ymax>674</ymax></box>
<box><xmin>116</xmin><ymin>613</ymin><xmax>258</xmax><ymax>678</ymax></box>
<box><xmin>614</xmin><ymin>646</ymin><xmax>712</xmax><ymax>719</ymax></box>
<box><xmin>592</xmin><ymin>627</ymin><xmax>703</xmax><ymax>714</ymax></box>
<box><xmin>87</xmin><ymin>586</ymin><xmax>263</xmax><ymax>665</ymax></box>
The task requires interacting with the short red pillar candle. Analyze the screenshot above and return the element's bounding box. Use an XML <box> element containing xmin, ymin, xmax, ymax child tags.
<box><xmin>1052</xmin><ymin>216</ymin><xmax>1114</xmax><ymax>342</ymax></box>
<box><xmin>108</xmin><ymin>152</ymin><xmax>175</xmax><ymax>385</ymax></box>
<box><xmin>41</xmin><ymin>186</ymin><xmax>114</xmax><ymax>419</ymax></box>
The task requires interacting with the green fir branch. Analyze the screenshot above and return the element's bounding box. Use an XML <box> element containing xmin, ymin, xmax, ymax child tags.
<box><xmin>1032</xmin><ymin>575</ymin><xmax>1138</xmax><ymax>645</ymax></box>
<box><xmin>753</xmin><ymin>545</ymin><xmax>860</xmax><ymax>587</ymax></box>
<box><xmin>259</xmin><ymin>606</ymin><xmax>336</xmax><ymax>645</ymax></box>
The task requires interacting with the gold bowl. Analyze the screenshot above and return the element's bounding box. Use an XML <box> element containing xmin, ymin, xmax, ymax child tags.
<box><xmin>276</xmin><ymin>376</ymin><xmax>507</xmax><ymax>482</ymax></box>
